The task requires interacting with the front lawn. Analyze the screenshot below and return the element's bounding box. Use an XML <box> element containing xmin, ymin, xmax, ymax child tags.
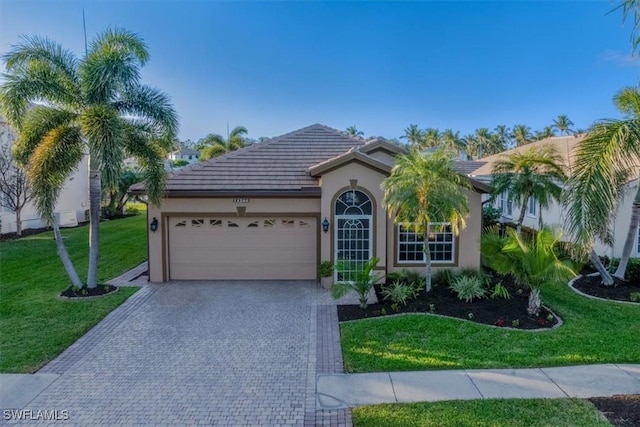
<box><xmin>340</xmin><ymin>280</ymin><xmax>640</xmax><ymax>372</ymax></box>
<box><xmin>0</xmin><ymin>214</ymin><xmax>146</xmax><ymax>373</ymax></box>
<box><xmin>353</xmin><ymin>399</ymin><xmax>610</xmax><ymax>427</ymax></box>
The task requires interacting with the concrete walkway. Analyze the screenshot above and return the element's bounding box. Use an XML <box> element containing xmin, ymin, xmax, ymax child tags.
<box><xmin>317</xmin><ymin>364</ymin><xmax>640</xmax><ymax>409</ymax></box>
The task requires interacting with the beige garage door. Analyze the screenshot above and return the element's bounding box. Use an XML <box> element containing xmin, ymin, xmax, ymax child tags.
<box><xmin>168</xmin><ymin>216</ymin><xmax>317</xmax><ymax>280</ymax></box>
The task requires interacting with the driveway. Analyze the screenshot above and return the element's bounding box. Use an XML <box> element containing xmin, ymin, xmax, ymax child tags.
<box><xmin>11</xmin><ymin>281</ymin><xmax>345</xmax><ymax>426</ymax></box>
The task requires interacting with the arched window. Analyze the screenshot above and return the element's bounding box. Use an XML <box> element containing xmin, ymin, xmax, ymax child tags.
<box><xmin>335</xmin><ymin>190</ymin><xmax>372</xmax><ymax>216</ymax></box>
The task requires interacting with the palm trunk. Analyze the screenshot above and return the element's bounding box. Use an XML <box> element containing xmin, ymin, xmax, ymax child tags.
<box><xmin>15</xmin><ymin>209</ymin><xmax>21</xmax><ymax>237</ymax></box>
<box><xmin>423</xmin><ymin>230</ymin><xmax>432</xmax><ymax>292</ymax></box>
<box><xmin>613</xmin><ymin>192</ymin><xmax>640</xmax><ymax>280</ymax></box>
<box><xmin>53</xmin><ymin>214</ymin><xmax>83</xmax><ymax>288</ymax></box>
<box><xmin>527</xmin><ymin>288</ymin><xmax>541</xmax><ymax>317</ymax></box>
<box><xmin>87</xmin><ymin>161</ymin><xmax>101</xmax><ymax>288</ymax></box>
<box><xmin>590</xmin><ymin>249</ymin><xmax>614</xmax><ymax>286</ymax></box>
<box><xmin>516</xmin><ymin>199</ymin><xmax>528</xmax><ymax>235</ymax></box>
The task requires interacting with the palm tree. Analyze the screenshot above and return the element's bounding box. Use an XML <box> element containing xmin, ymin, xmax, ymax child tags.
<box><xmin>535</xmin><ymin>126</ymin><xmax>557</xmax><ymax>140</ymax></box>
<box><xmin>616</xmin><ymin>0</ymin><xmax>640</xmax><ymax>53</ymax></box>
<box><xmin>441</xmin><ymin>128</ymin><xmax>465</xmax><ymax>156</ymax></box>
<box><xmin>490</xmin><ymin>145</ymin><xmax>566</xmax><ymax>234</ymax></box>
<box><xmin>423</xmin><ymin>128</ymin><xmax>441</xmax><ymax>149</ymax></box>
<box><xmin>565</xmin><ymin>86</ymin><xmax>640</xmax><ymax>284</ymax></box>
<box><xmin>513</xmin><ymin>124</ymin><xmax>533</xmax><ymax>147</ymax></box>
<box><xmin>474</xmin><ymin>128</ymin><xmax>492</xmax><ymax>158</ymax></box>
<box><xmin>0</xmin><ymin>29</ymin><xmax>178</xmax><ymax>288</ymax></box>
<box><xmin>382</xmin><ymin>149</ymin><xmax>470</xmax><ymax>292</ymax></box>
<box><xmin>199</xmin><ymin>126</ymin><xmax>248</xmax><ymax>160</ymax></box>
<box><xmin>345</xmin><ymin>125</ymin><xmax>364</xmax><ymax>138</ymax></box>
<box><xmin>494</xmin><ymin>125</ymin><xmax>513</xmax><ymax>150</ymax></box>
<box><xmin>400</xmin><ymin>124</ymin><xmax>424</xmax><ymax>148</ymax></box>
<box><xmin>481</xmin><ymin>227</ymin><xmax>575</xmax><ymax>316</ymax></box>
<box><xmin>552</xmin><ymin>115</ymin><xmax>575</xmax><ymax>135</ymax></box>
<box><xmin>461</xmin><ymin>134</ymin><xmax>477</xmax><ymax>158</ymax></box>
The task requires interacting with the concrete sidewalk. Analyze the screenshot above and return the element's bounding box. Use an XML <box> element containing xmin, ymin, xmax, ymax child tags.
<box><xmin>316</xmin><ymin>364</ymin><xmax>640</xmax><ymax>409</ymax></box>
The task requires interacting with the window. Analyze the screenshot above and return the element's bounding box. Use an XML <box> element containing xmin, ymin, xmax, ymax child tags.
<box><xmin>335</xmin><ymin>190</ymin><xmax>372</xmax><ymax>215</ymax></box>
<box><xmin>281</xmin><ymin>219</ymin><xmax>295</xmax><ymax>228</ymax></box>
<box><xmin>188</xmin><ymin>155</ymin><xmax>193</xmax><ymax>160</ymax></box>
<box><xmin>247</xmin><ymin>220</ymin><xmax>259</xmax><ymax>228</ymax></box>
<box><xmin>527</xmin><ymin>196</ymin><xmax>536</xmax><ymax>217</ymax></box>
<box><xmin>398</xmin><ymin>223</ymin><xmax>454</xmax><ymax>264</ymax></box>
<box><xmin>175</xmin><ymin>220</ymin><xmax>186</xmax><ymax>227</ymax></box>
<box><xmin>263</xmin><ymin>219</ymin><xmax>276</xmax><ymax>228</ymax></box>
<box><xmin>498</xmin><ymin>192</ymin><xmax>513</xmax><ymax>217</ymax></box>
<box><xmin>227</xmin><ymin>220</ymin><xmax>239</xmax><ymax>228</ymax></box>
<box><xmin>191</xmin><ymin>219</ymin><xmax>204</xmax><ymax>227</ymax></box>
<box><xmin>209</xmin><ymin>219</ymin><xmax>222</xmax><ymax>227</ymax></box>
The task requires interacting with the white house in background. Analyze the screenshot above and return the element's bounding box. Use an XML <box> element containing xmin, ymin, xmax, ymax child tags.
<box><xmin>0</xmin><ymin>115</ymin><xmax>88</xmax><ymax>234</ymax></box>
<box><xmin>467</xmin><ymin>134</ymin><xmax>639</xmax><ymax>260</ymax></box>
<box><xmin>168</xmin><ymin>147</ymin><xmax>200</xmax><ymax>165</ymax></box>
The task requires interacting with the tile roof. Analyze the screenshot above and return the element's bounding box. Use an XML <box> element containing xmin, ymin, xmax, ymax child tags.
<box><xmin>131</xmin><ymin>124</ymin><xmax>366</xmax><ymax>194</ymax></box>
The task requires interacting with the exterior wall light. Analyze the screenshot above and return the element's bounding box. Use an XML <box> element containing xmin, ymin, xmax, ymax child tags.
<box><xmin>150</xmin><ymin>217</ymin><xmax>159</xmax><ymax>233</ymax></box>
<box><xmin>322</xmin><ymin>218</ymin><xmax>330</xmax><ymax>233</ymax></box>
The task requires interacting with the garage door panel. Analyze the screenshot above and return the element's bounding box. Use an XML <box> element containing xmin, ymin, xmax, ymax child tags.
<box><xmin>168</xmin><ymin>216</ymin><xmax>317</xmax><ymax>280</ymax></box>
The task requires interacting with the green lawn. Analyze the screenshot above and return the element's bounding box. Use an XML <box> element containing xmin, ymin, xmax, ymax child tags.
<box><xmin>341</xmin><ymin>280</ymin><xmax>640</xmax><ymax>372</ymax></box>
<box><xmin>0</xmin><ymin>214</ymin><xmax>147</xmax><ymax>373</ymax></box>
<box><xmin>353</xmin><ymin>399</ymin><xmax>611</xmax><ymax>427</ymax></box>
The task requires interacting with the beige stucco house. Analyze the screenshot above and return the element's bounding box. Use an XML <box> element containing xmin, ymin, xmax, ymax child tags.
<box><xmin>469</xmin><ymin>134</ymin><xmax>640</xmax><ymax>259</ymax></box>
<box><xmin>131</xmin><ymin>124</ymin><xmax>488</xmax><ymax>282</ymax></box>
<box><xmin>0</xmin><ymin>114</ymin><xmax>88</xmax><ymax>234</ymax></box>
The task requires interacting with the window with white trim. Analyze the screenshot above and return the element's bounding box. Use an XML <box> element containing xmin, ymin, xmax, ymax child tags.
<box><xmin>398</xmin><ymin>223</ymin><xmax>454</xmax><ymax>264</ymax></box>
<box><xmin>527</xmin><ymin>196</ymin><xmax>536</xmax><ymax>217</ymax></box>
<box><xmin>498</xmin><ymin>191</ymin><xmax>513</xmax><ymax>218</ymax></box>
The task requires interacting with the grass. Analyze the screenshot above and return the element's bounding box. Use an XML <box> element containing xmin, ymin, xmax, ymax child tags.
<box><xmin>340</xmin><ymin>280</ymin><xmax>640</xmax><ymax>372</ymax></box>
<box><xmin>0</xmin><ymin>213</ymin><xmax>147</xmax><ymax>373</ymax></box>
<box><xmin>352</xmin><ymin>399</ymin><xmax>611</xmax><ymax>427</ymax></box>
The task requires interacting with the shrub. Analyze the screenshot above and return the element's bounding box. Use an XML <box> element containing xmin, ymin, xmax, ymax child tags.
<box><xmin>172</xmin><ymin>159</ymin><xmax>189</xmax><ymax>167</ymax></box>
<box><xmin>482</xmin><ymin>205</ymin><xmax>502</xmax><ymax>227</ymax></box>
<box><xmin>380</xmin><ymin>280</ymin><xmax>416</xmax><ymax>306</ymax></box>
<box><xmin>331</xmin><ymin>257</ymin><xmax>383</xmax><ymax>309</ymax></box>
<box><xmin>608</xmin><ymin>258</ymin><xmax>640</xmax><ymax>283</ymax></box>
<box><xmin>400</xmin><ymin>268</ymin><xmax>424</xmax><ymax>287</ymax></box>
<box><xmin>318</xmin><ymin>261</ymin><xmax>334</xmax><ymax>278</ymax></box>
<box><xmin>630</xmin><ymin>292</ymin><xmax>640</xmax><ymax>302</ymax></box>
<box><xmin>490</xmin><ymin>282</ymin><xmax>511</xmax><ymax>299</ymax></box>
<box><xmin>449</xmin><ymin>276</ymin><xmax>486</xmax><ymax>303</ymax></box>
<box><xmin>432</xmin><ymin>269</ymin><xmax>457</xmax><ymax>286</ymax></box>
<box><xmin>459</xmin><ymin>267</ymin><xmax>487</xmax><ymax>281</ymax></box>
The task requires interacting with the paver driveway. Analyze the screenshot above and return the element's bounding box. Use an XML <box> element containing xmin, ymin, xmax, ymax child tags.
<box><xmin>22</xmin><ymin>281</ymin><xmax>336</xmax><ymax>426</ymax></box>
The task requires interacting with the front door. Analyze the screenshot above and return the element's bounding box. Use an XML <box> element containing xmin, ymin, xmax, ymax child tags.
<box><xmin>334</xmin><ymin>190</ymin><xmax>373</xmax><ymax>281</ymax></box>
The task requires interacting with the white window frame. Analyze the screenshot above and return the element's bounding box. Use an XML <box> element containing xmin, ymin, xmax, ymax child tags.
<box><xmin>498</xmin><ymin>191</ymin><xmax>513</xmax><ymax>218</ymax></box>
<box><xmin>397</xmin><ymin>223</ymin><xmax>455</xmax><ymax>265</ymax></box>
<box><xmin>527</xmin><ymin>196</ymin><xmax>536</xmax><ymax>218</ymax></box>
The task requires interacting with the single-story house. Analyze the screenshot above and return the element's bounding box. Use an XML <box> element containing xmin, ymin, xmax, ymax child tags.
<box><xmin>131</xmin><ymin>124</ymin><xmax>488</xmax><ymax>282</ymax></box>
<box><xmin>0</xmin><ymin>114</ymin><xmax>88</xmax><ymax>234</ymax></box>
<box><xmin>468</xmin><ymin>134</ymin><xmax>640</xmax><ymax>259</ymax></box>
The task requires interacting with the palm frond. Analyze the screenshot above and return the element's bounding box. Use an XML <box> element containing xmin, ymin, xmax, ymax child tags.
<box><xmin>112</xmin><ymin>84</ymin><xmax>178</xmax><ymax>138</ymax></box>
<box><xmin>123</xmin><ymin>123</ymin><xmax>166</xmax><ymax>205</ymax></box>
<box><xmin>26</xmin><ymin>125</ymin><xmax>83</xmax><ymax>223</ymax></box>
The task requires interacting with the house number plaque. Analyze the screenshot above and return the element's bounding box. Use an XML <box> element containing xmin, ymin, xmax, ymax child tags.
<box><xmin>233</xmin><ymin>198</ymin><xmax>250</xmax><ymax>204</ymax></box>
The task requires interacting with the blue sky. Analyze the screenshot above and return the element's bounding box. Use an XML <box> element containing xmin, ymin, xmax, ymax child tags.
<box><xmin>0</xmin><ymin>1</ymin><xmax>638</xmax><ymax>142</ymax></box>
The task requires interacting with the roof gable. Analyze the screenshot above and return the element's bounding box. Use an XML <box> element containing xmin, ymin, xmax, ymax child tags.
<box><xmin>308</xmin><ymin>149</ymin><xmax>393</xmax><ymax>177</ymax></box>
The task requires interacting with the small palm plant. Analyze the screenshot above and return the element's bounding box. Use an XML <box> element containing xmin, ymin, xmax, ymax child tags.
<box><xmin>481</xmin><ymin>227</ymin><xmax>575</xmax><ymax>316</ymax></box>
<box><xmin>331</xmin><ymin>257</ymin><xmax>383</xmax><ymax>309</ymax></box>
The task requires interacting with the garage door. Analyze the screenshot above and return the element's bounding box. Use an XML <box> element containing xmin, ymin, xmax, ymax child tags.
<box><xmin>168</xmin><ymin>216</ymin><xmax>317</xmax><ymax>280</ymax></box>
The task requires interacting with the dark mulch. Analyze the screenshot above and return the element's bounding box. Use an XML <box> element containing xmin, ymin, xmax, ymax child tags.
<box><xmin>589</xmin><ymin>395</ymin><xmax>640</xmax><ymax>427</ymax></box>
<box><xmin>60</xmin><ymin>284</ymin><xmax>118</xmax><ymax>299</ymax></box>
<box><xmin>573</xmin><ymin>274</ymin><xmax>640</xmax><ymax>303</ymax></box>
<box><xmin>337</xmin><ymin>275</ymin><xmax>559</xmax><ymax>330</ymax></box>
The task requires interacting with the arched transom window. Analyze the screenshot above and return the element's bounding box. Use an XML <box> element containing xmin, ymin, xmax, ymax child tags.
<box><xmin>335</xmin><ymin>190</ymin><xmax>372</xmax><ymax>216</ymax></box>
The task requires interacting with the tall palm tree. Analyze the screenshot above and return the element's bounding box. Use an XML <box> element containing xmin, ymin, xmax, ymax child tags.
<box><xmin>513</xmin><ymin>124</ymin><xmax>533</xmax><ymax>147</ymax></box>
<box><xmin>199</xmin><ymin>126</ymin><xmax>248</xmax><ymax>160</ymax></box>
<box><xmin>494</xmin><ymin>125</ymin><xmax>513</xmax><ymax>150</ymax></box>
<box><xmin>474</xmin><ymin>128</ymin><xmax>492</xmax><ymax>158</ymax></box>
<box><xmin>535</xmin><ymin>126</ymin><xmax>557</xmax><ymax>140</ymax></box>
<box><xmin>565</xmin><ymin>87</ymin><xmax>640</xmax><ymax>284</ymax></box>
<box><xmin>0</xmin><ymin>29</ymin><xmax>178</xmax><ymax>288</ymax></box>
<box><xmin>441</xmin><ymin>128</ymin><xmax>465</xmax><ymax>156</ymax></box>
<box><xmin>616</xmin><ymin>0</ymin><xmax>640</xmax><ymax>53</ymax></box>
<box><xmin>490</xmin><ymin>145</ymin><xmax>567</xmax><ymax>234</ymax></box>
<box><xmin>345</xmin><ymin>125</ymin><xmax>364</xmax><ymax>138</ymax></box>
<box><xmin>423</xmin><ymin>128</ymin><xmax>441</xmax><ymax>149</ymax></box>
<box><xmin>552</xmin><ymin>115</ymin><xmax>575</xmax><ymax>136</ymax></box>
<box><xmin>461</xmin><ymin>134</ymin><xmax>477</xmax><ymax>158</ymax></box>
<box><xmin>382</xmin><ymin>149</ymin><xmax>470</xmax><ymax>292</ymax></box>
<box><xmin>400</xmin><ymin>124</ymin><xmax>424</xmax><ymax>148</ymax></box>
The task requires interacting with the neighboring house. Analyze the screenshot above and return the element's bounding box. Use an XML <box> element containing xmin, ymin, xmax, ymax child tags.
<box><xmin>0</xmin><ymin>115</ymin><xmax>88</xmax><ymax>234</ymax></box>
<box><xmin>168</xmin><ymin>147</ymin><xmax>200</xmax><ymax>165</ymax></box>
<box><xmin>131</xmin><ymin>124</ymin><xmax>488</xmax><ymax>282</ymax></box>
<box><xmin>467</xmin><ymin>134</ymin><xmax>639</xmax><ymax>259</ymax></box>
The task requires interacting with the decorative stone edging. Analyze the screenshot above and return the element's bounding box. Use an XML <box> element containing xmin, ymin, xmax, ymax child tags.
<box><xmin>339</xmin><ymin>306</ymin><xmax>564</xmax><ymax>332</ymax></box>
<box><xmin>58</xmin><ymin>286</ymin><xmax>119</xmax><ymax>301</ymax></box>
<box><xmin>568</xmin><ymin>274</ymin><xmax>640</xmax><ymax>306</ymax></box>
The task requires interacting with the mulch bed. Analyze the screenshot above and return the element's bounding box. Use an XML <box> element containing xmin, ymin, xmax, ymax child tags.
<box><xmin>337</xmin><ymin>275</ymin><xmax>559</xmax><ymax>330</ymax></box>
<box><xmin>590</xmin><ymin>395</ymin><xmax>640</xmax><ymax>427</ymax></box>
<box><xmin>572</xmin><ymin>275</ymin><xmax>640</xmax><ymax>303</ymax></box>
<box><xmin>60</xmin><ymin>284</ymin><xmax>118</xmax><ymax>299</ymax></box>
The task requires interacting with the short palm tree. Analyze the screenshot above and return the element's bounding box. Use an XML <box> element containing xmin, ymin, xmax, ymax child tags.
<box><xmin>490</xmin><ymin>145</ymin><xmax>567</xmax><ymax>234</ymax></box>
<box><xmin>565</xmin><ymin>86</ymin><xmax>640</xmax><ymax>284</ymax></box>
<box><xmin>382</xmin><ymin>149</ymin><xmax>470</xmax><ymax>292</ymax></box>
<box><xmin>0</xmin><ymin>29</ymin><xmax>178</xmax><ymax>288</ymax></box>
<box><xmin>481</xmin><ymin>227</ymin><xmax>575</xmax><ymax>316</ymax></box>
<box><xmin>331</xmin><ymin>257</ymin><xmax>383</xmax><ymax>309</ymax></box>
<box><xmin>199</xmin><ymin>126</ymin><xmax>248</xmax><ymax>160</ymax></box>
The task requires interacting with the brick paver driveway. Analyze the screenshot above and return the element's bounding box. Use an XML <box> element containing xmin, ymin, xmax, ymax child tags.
<box><xmin>24</xmin><ymin>281</ymin><xmax>345</xmax><ymax>426</ymax></box>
